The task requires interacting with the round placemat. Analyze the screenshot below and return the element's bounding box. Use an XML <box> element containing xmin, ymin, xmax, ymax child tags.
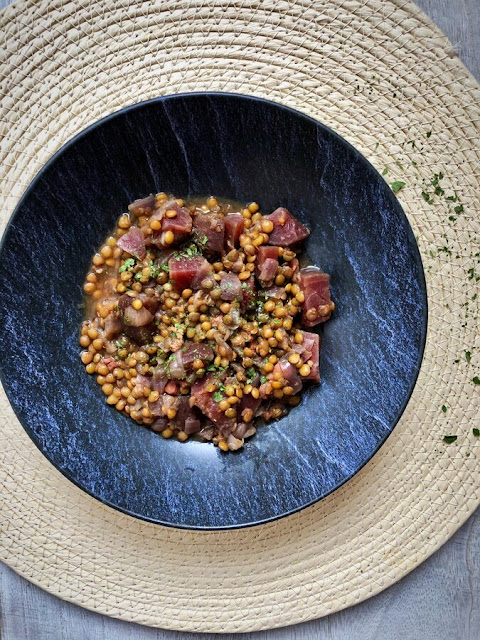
<box><xmin>0</xmin><ymin>0</ymin><xmax>479</xmax><ymax>632</ymax></box>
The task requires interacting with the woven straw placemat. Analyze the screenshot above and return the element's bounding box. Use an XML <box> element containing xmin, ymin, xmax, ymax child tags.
<box><xmin>1</xmin><ymin>0</ymin><xmax>479</xmax><ymax>632</ymax></box>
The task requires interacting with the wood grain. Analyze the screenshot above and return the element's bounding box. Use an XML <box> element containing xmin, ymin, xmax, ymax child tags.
<box><xmin>0</xmin><ymin>1</ymin><xmax>479</xmax><ymax>638</ymax></box>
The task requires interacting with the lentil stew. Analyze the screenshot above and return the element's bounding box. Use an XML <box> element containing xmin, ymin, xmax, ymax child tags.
<box><xmin>80</xmin><ymin>194</ymin><xmax>334</xmax><ymax>451</ymax></box>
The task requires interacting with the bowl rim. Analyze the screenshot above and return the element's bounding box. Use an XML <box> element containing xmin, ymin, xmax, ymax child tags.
<box><xmin>0</xmin><ymin>91</ymin><xmax>428</xmax><ymax>530</ymax></box>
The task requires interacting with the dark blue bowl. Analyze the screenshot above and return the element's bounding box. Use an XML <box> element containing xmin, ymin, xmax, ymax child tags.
<box><xmin>0</xmin><ymin>93</ymin><xmax>427</xmax><ymax>529</ymax></box>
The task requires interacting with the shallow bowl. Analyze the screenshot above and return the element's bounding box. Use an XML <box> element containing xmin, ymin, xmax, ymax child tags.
<box><xmin>0</xmin><ymin>93</ymin><xmax>427</xmax><ymax>529</ymax></box>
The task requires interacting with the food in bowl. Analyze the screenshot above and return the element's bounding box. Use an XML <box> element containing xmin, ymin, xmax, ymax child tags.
<box><xmin>80</xmin><ymin>193</ymin><xmax>334</xmax><ymax>451</ymax></box>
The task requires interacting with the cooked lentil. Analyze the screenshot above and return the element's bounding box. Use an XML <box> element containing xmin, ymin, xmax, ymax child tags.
<box><xmin>80</xmin><ymin>194</ymin><xmax>334</xmax><ymax>451</ymax></box>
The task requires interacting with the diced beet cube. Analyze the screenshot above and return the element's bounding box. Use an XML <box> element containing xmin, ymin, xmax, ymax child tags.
<box><xmin>191</xmin><ymin>375</ymin><xmax>236</xmax><ymax>432</ymax></box>
<box><xmin>180</xmin><ymin>342</ymin><xmax>215</xmax><ymax>370</ymax></box>
<box><xmin>240</xmin><ymin>275</ymin><xmax>256</xmax><ymax>312</ymax></box>
<box><xmin>256</xmin><ymin>245</ymin><xmax>279</xmax><ymax>263</ymax></box>
<box><xmin>169</xmin><ymin>255</ymin><xmax>212</xmax><ymax>291</ymax></box>
<box><xmin>117</xmin><ymin>227</ymin><xmax>146</xmax><ymax>259</ymax></box>
<box><xmin>300</xmin><ymin>330</ymin><xmax>321</xmax><ymax>382</ymax></box>
<box><xmin>151</xmin><ymin>204</ymin><xmax>192</xmax><ymax>247</ymax></box>
<box><xmin>265</xmin><ymin>207</ymin><xmax>310</xmax><ymax>246</ymax></box>
<box><xmin>274</xmin><ymin>358</ymin><xmax>303</xmax><ymax>393</ymax></box>
<box><xmin>255</xmin><ymin>245</ymin><xmax>279</xmax><ymax>285</ymax></box>
<box><xmin>224</xmin><ymin>214</ymin><xmax>245</xmax><ymax>249</ymax></box>
<box><xmin>299</xmin><ymin>266</ymin><xmax>334</xmax><ymax>326</ymax></box>
<box><xmin>193</xmin><ymin>213</ymin><xmax>225</xmax><ymax>254</ymax></box>
<box><xmin>161</xmin><ymin>205</ymin><xmax>192</xmax><ymax>235</ymax></box>
<box><xmin>258</xmin><ymin>258</ymin><xmax>278</xmax><ymax>285</ymax></box>
<box><xmin>220</xmin><ymin>273</ymin><xmax>242</xmax><ymax>301</ymax></box>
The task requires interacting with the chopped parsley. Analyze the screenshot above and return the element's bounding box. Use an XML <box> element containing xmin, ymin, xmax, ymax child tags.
<box><xmin>443</xmin><ymin>435</ymin><xmax>457</xmax><ymax>444</ymax></box>
<box><xmin>426</xmin><ymin>131</ymin><xmax>432</xmax><ymax>138</ymax></box>
<box><xmin>391</xmin><ymin>181</ymin><xmax>406</xmax><ymax>193</ymax></box>
<box><xmin>118</xmin><ymin>258</ymin><xmax>135</xmax><ymax>273</ymax></box>
<box><xmin>260</xmin><ymin>375</ymin><xmax>267</xmax><ymax>384</ymax></box>
<box><xmin>173</xmin><ymin>242</ymin><xmax>203</xmax><ymax>259</ymax></box>
<box><xmin>473</xmin><ymin>428</ymin><xmax>480</xmax><ymax>437</ymax></box>
<box><xmin>246</xmin><ymin>367</ymin><xmax>257</xmax><ymax>383</ymax></box>
<box><xmin>468</xmin><ymin>268</ymin><xmax>479</xmax><ymax>282</ymax></box>
<box><xmin>441</xmin><ymin>405</ymin><xmax>448</xmax><ymax>413</ymax></box>
<box><xmin>148</xmin><ymin>260</ymin><xmax>169</xmax><ymax>277</ymax></box>
<box><xmin>213</xmin><ymin>391</ymin><xmax>223</xmax><ymax>402</ymax></box>
<box><xmin>382</xmin><ymin>168</ymin><xmax>389</xmax><ymax>176</ymax></box>
<box><xmin>473</xmin><ymin>377</ymin><xmax>480</xmax><ymax>385</ymax></box>
<box><xmin>465</xmin><ymin>351</ymin><xmax>471</xmax><ymax>363</ymax></box>
<box><xmin>421</xmin><ymin>191</ymin><xmax>434</xmax><ymax>204</ymax></box>
<box><xmin>454</xmin><ymin>204</ymin><xmax>464</xmax><ymax>215</ymax></box>
<box><xmin>195</xmin><ymin>234</ymin><xmax>208</xmax><ymax>249</ymax></box>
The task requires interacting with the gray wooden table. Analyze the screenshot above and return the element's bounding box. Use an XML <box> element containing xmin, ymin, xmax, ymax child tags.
<box><xmin>1</xmin><ymin>1</ymin><xmax>479</xmax><ymax>638</ymax></box>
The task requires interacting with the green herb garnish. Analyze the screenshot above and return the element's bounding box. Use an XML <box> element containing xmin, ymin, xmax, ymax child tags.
<box><xmin>213</xmin><ymin>391</ymin><xmax>223</xmax><ymax>402</ymax></box>
<box><xmin>391</xmin><ymin>181</ymin><xmax>406</xmax><ymax>193</ymax></box>
<box><xmin>118</xmin><ymin>258</ymin><xmax>135</xmax><ymax>273</ymax></box>
<box><xmin>443</xmin><ymin>435</ymin><xmax>457</xmax><ymax>444</ymax></box>
<box><xmin>441</xmin><ymin>405</ymin><xmax>447</xmax><ymax>413</ymax></box>
<box><xmin>473</xmin><ymin>428</ymin><xmax>480</xmax><ymax>437</ymax></box>
<box><xmin>473</xmin><ymin>376</ymin><xmax>480</xmax><ymax>385</ymax></box>
<box><xmin>465</xmin><ymin>351</ymin><xmax>471</xmax><ymax>363</ymax></box>
<box><xmin>173</xmin><ymin>242</ymin><xmax>202</xmax><ymax>259</ymax></box>
<box><xmin>260</xmin><ymin>375</ymin><xmax>267</xmax><ymax>384</ymax></box>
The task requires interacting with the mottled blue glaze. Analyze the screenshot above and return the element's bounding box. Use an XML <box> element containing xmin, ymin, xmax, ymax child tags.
<box><xmin>0</xmin><ymin>94</ymin><xmax>427</xmax><ymax>529</ymax></box>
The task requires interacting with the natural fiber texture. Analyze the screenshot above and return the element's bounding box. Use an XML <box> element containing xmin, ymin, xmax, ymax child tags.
<box><xmin>0</xmin><ymin>0</ymin><xmax>479</xmax><ymax>632</ymax></box>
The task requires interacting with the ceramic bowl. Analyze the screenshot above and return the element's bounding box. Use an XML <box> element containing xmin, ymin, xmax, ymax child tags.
<box><xmin>0</xmin><ymin>94</ymin><xmax>427</xmax><ymax>529</ymax></box>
